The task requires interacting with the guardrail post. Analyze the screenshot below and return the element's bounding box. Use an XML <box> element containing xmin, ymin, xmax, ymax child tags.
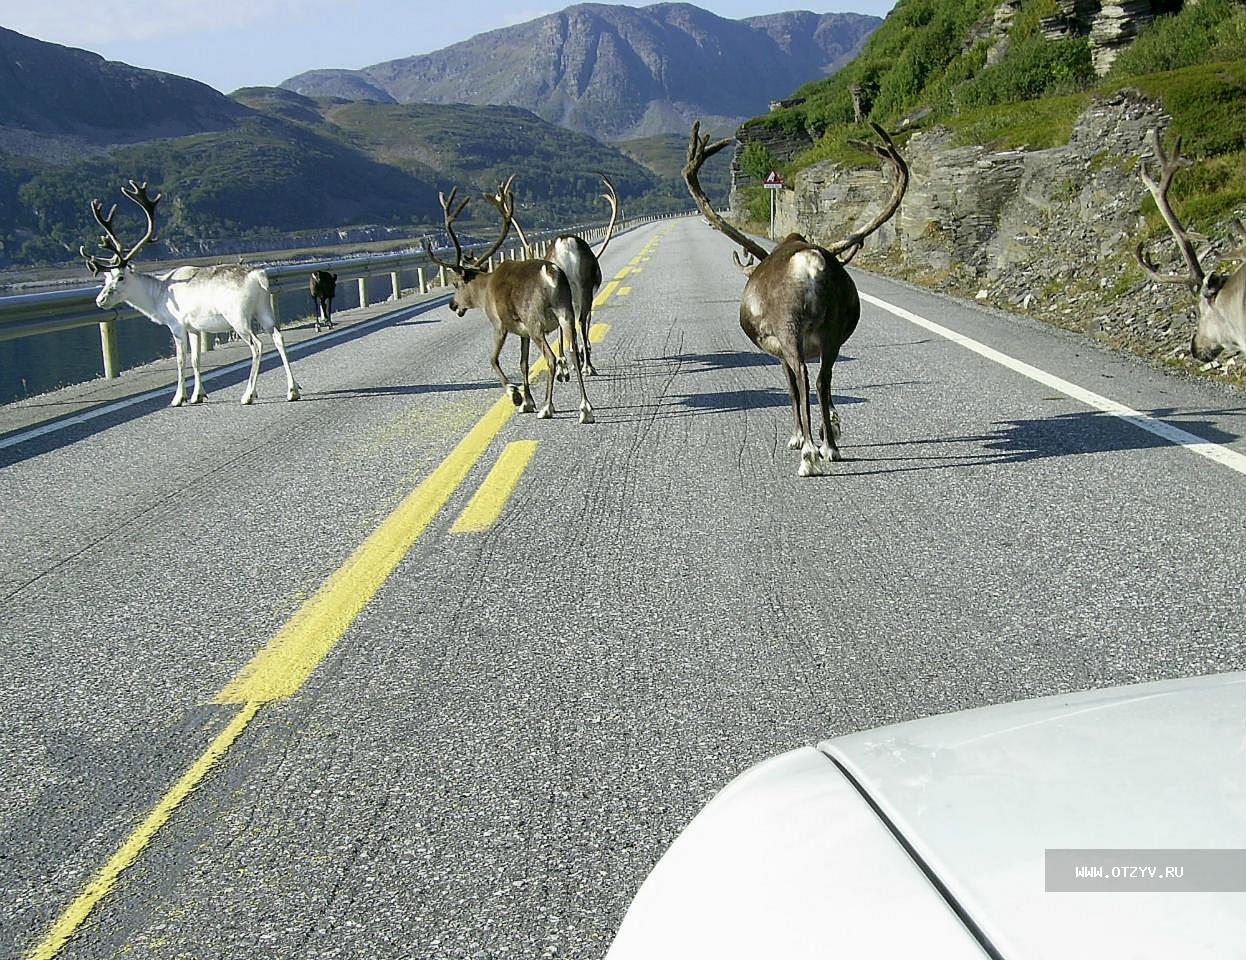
<box><xmin>199</xmin><ymin>331</ymin><xmax>212</xmax><ymax>355</ymax></box>
<box><xmin>390</xmin><ymin>270</ymin><xmax>402</xmax><ymax>301</ymax></box>
<box><xmin>358</xmin><ymin>276</ymin><xmax>369</xmax><ymax>309</ymax></box>
<box><xmin>270</xmin><ymin>294</ymin><xmax>282</xmax><ymax>326</ymax></box>
<box><xmin>99</xmin><ymin>319</ymin><xmax>120</xmax><ymax>379</ymax></box>
<box><xmin>417</xmin><ymin>266</ymin><xmax>427</xmax><ymax>294</ymax></box>
<box><xmin>438</xmin><ymin>265</ymin><xmax>446</xmax><ymax>288</ymax></box>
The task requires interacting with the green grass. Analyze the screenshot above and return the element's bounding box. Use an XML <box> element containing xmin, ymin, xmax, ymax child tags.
<box><xmin>944</xmin><ymin>92</ymin><xmax>1088</xmax><ymax>149</ymax></box>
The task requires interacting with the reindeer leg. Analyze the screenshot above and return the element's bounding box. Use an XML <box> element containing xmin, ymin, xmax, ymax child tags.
<box><xmin>491</xmin><ymin>327</ymin><xmax>521</xmax><ymax>406</ymax></box>
<box><xmin>534</xmin><ymin>335</ymin><xmax>559</xmax><ymax>419</ymax></box>
<box><xmin>518</xmin><ymin>337</ymin><xmax>536</xmax><ymax>413</ymax></box>
<box><xmin>783</xmin><ymin>364</ymin><xmax>803</xmax><ymax>450</ymax></box>
<box><xmin>580</xmin><ymin>294</ymin><xmax>597</xmax><ymax>376</ymax></box>
<box><xmin>561</xmin><ymin>315</ymin><xmax>594</xmax><ymax>425</ymax></box>
<box><xmin>170</xmin><ymin>331</ymin><xmax>188</xmax><ymax>407</ymax></box>
<box><xmin>794</xmin><ymin>352</ymin><xmax>821</xmax><ymax>477</ymax></box>
<box><xmin>188</xmin><ymin>331</ymin><xmax>207</xmax><ymax>404</ymax></box>
<box><xmin>269</xmin><ymin>326</ymin><xmax>301</xmax><ymax>401</ymax></box>
<box><xmin>817</xmin><ymin>349</ymin><xmax>842</xmax><ymax>462</ymax></box>
<box><xmin>555</xmin><ymin>327</ymin><xmax>570</xmax><ymax>382</ymax></box>
<box><xmin>241</xmin><ymin>331</ymin><xmax>262</xmax><ymax>404</ymax></box>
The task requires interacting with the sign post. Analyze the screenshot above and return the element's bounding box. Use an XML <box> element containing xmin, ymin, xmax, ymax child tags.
<box><xmin>763</xmin><ymin>170</ymin><xmax>783</xmax><ymax>239</ymax></box>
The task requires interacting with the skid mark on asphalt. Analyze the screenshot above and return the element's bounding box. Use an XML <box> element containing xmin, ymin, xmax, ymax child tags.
<box><xmin>21</xmin><ymin>227</ymin><xmax>645</xmax><ymax>960</ymax></box>
<box><xmin>860</xmin><ymin>291</ymin><xmax>1246</xmax><ymax>477</ymax></box>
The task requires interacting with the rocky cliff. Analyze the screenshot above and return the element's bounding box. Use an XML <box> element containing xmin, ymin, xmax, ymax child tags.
<box><xmin>776</xmin><ymin>90</ymin><xmax>1244</xmax><ymax>378</ymax></box>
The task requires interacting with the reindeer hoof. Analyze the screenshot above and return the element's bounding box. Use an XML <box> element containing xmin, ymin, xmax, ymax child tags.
<box><xmin>241</xmin><ymin>394</ymin><xmax>255</xmax><ymax>406</ymax></box>
<box><xmin>788</xmin><ymin>434</ymin><xmax>803</xmax><ymax>450</ymax></box>
<box><xmin>538</xmin><ymin>406</ymin><xmax>553</xmax><ymax>419</ymax></box>
<box><xmin>579</xmin><ymin>407</ymin><xmax>595</xmax><ymax>425</ymax></box>
<box><xmin>288</xmin><ymin>388</ymin><xmax>301</xmax><ymax>401</ymax></box>
<box><xmin>583</xmin><ymin>364</ymin><xmax>597</xmax><ymax>376</ymax></box>
<box><xmin>189</xmin><ymin>393</ymin><xmax>206</xmax><ymax>405</ymax></box>
<box><xmin>798</xmin><ymin>457</ymin><xmax>823</xmax><ymax>478</ymax></box>
<box><xmin>520</xmin><ymin>399</ymin><xmax>536</xmax><ymax>413</ymax></box>
<box><xmin>170</xmin><ymin>396</ymin><xmax>185</xmax><ymax>408</ymax></box>
<box><xmin>506</xmin><ymin>386</ymin><xmax>523</xmax><ymax>406</ymax></box>
<box><xmin>820</xmin><ymin>444</ymin><xmax>842</xmax><ymax>463</ymax></box>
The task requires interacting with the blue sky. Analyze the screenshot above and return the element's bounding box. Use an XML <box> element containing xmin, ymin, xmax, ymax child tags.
<box><xmin>7</xmin><ymin>1</ymin><xmax>897</xmax><ymax>94</ymax></box>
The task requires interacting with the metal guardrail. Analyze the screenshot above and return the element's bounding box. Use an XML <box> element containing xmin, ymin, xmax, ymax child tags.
<box><xmin>0</xmin><ymin>210</ymin><xmax>693</xmax><ymax>379</ymax></box>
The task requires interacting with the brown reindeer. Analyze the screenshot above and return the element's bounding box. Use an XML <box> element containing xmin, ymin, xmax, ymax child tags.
<box><xmin>683</xmin><ymin>121</ymin><xmax>908</xmax><ymax>475</ymax></box>
<box><xmin>424</xmin><ymin>177</ymin><xmax>594</xmax><ymax>423</ymax></box>
<box><xmin>1134</xmin><ymin>128</ymin><xmax>1246</xmax><ymax>363</ymax></box>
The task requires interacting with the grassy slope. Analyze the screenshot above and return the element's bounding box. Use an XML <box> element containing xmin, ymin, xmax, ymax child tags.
<box><xmin>613</xmin><ymin>134</ymin><xmax>733</xmax><ymax>205</ymax></box>
<box><xmin>744</xmin><ymin>0</ymin><xmax>1244</xmax><ymax>231</ymax></box>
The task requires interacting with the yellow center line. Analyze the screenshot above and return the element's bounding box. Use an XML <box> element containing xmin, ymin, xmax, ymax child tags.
<box><xmin>216</xmin><ymin>396</ymin><xmax>517</xmax><ymax>705</ymax></box>
<box><xmin>25</xmin><ymin>701</ymin><xmax>261</xmax><ymax>960</ymax></box>
<box><xmin>451</xmin><ymin>441</ymin><xmax>539</xmax><ymax>533</ymax></box>
<box><xmin>618</xmin><ymin>287</ymin><xmax>632</xmax><ymax>297</ymax></box>
<box><xmin>594</xmin><ymin>280</ymin><xmax>621</xmax><ymax>306</ymax></box>
<box><xmin>589</xmin><ymin>322</ymin><xmax>610</xmax><ymax>343</ymax></box>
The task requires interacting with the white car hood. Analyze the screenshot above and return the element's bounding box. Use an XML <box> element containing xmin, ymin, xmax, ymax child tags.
<box><xmin>825</xmin><ymin>671</ymin><xmax>1246</xmax><ymax>958</ymax></box>
<box><xmin>607</xmin><ymin>673</ymin><xmax>1246</xmax><ymax>959</ymax></box>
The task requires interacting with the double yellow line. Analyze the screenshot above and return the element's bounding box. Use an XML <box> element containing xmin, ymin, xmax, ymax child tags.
<box><xmin>25</xmin><ymin>231</ymin><xmax>656</xmax><ymax>960</ymax></box>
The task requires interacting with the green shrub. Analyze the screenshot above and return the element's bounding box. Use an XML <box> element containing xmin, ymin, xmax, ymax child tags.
<box><xmin>741</xmin><ymin>142</ymin><xmax>777</xmax><ymax>181</ymax></box>
<box><xmin>957</xmin><ymin>36</ymin><xmax>1093</xmax><ymax>108</ymax></box>
<box><xmin>1110</xmin><ymin>0</ymin><xmax>1246</xmax><ymax>78</ymax></box>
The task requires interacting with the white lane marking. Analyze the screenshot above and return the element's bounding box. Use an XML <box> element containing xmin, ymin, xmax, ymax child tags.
<box><xmin>860</xmin><ymin>291</ymin><xmax>1246</xmax><ymax>477</ymax></box>
<box><xmin>0</xmin><ymin>296</ymin><xmax>450</xmax><ymax>452</ymax></box>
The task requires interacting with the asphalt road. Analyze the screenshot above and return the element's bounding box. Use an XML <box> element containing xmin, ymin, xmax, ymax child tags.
<box><xmin>2</xmin><ymin>217</ymin><xmax>1245</xmax><ymax>959</ymax></box>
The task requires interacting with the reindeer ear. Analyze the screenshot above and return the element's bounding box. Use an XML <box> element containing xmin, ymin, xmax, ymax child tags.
<box><xmin>1202</xmin><ymin>273</ymin><xmax>1226</xmax><ymax>299</ymax></box>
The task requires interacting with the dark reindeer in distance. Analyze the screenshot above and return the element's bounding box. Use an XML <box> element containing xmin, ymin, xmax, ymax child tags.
<box><xmin>309</xmin><ymin>270</ymin><xmax>337</xmax><ymax>331</ymax></box>
<box><xmin>683</xmin><ymin>121</ymin><xmax>908</xmax><ymax>475</ymax></box>
<box><xmin>510</xmin><ymin>173</ymin><xmax>620</xmax><ymax>379</ymax></box>
<box><xmin>1134</xmin><ymin>128</ymin><xmax>1246</xmax><ymax>363</ymax></box>
<box><xmin>424</xmin><ymin>177</ymin><xmax>595</xmax><ymax>424</ymax></box>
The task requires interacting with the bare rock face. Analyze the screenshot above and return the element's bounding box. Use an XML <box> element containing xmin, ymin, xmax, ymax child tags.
<box><xmin>775</xmin><ymin>90</ymin><xmax>1246</xmax><ymax>372</ymax></box>
<box><xmin>282</xmin><ymin>4</ymin><xmax>881</xmax><ymax>142</ymax></box>
<box><xmin>1090</xmin><ymin>2</ymin><xmax>1157</xmax><ymax>72</ymax></box>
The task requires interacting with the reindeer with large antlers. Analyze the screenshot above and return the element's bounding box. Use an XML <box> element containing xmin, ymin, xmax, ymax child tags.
<box><xmin>1135</xmin><ymin>128</ymin><xmax>1246</xmax><ymax>364</ymax></box>
<box><xmin>425</xmin><ymin>177</ymin><xmax>594</xmax><ymax>423</ymax></box>
<box><xmin>683</xmin><ymin>121</ymin><xmax>908</xmax><ymax>476</ymax></box>
<box><xmin>81</xmin><ymin>180</ymin><xmax>300</xmax><ymax>406</ymax></box>
<box><xmin>510</xmin><ymin>174</ymin><xmax>619</xmax><ymax>379</ymax></box>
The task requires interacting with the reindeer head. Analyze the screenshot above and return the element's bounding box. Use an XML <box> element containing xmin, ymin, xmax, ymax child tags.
<box><xmin>424</xmin><ymin>176</ymin><xmax>517</xmax><ymax>316</ymax></box>
<box><xmin>80</xmin><ymin>181</ymin><xmax>161</xmax><ymax>306</ymax></box>
<box><xmin>1135</xmin><ymin>130</ymin><xmax>1246</xmax><ymax>362</ymax></box>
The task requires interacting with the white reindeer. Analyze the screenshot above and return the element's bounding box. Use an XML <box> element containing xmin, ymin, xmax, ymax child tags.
<box><xmin>81</xmin><ymin>180</ymin><xmax>301</xmax><ymax>406</ymax></box>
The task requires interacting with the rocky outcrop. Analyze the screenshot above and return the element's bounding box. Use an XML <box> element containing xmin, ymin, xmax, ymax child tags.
<box><xmin>728</xmin><ymin>121</ymin><xmax>815</xmax><ymax>206</ymax></box>
<box><xmin>779</xmin><ymin>89</ymin><xmax>1245</xmax><ymax>377</ymax></box>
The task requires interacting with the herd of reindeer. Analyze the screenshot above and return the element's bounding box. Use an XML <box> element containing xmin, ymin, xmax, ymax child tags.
<box><xmin>79</xmin><ymin>122</ymin><xmax>1246</xmax><ymax>476</ymax></box>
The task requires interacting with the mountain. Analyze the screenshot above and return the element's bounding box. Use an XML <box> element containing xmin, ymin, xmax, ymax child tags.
<box><xmin>0</xmin><ymin>26</ymin><xmax>250</xmax><ymax>163</ymax></box>
<box><xmin>281</xmin><ymin>3</ymin><xmax>881</xmax><ymax>141</ymax></box>
<box><xmin>0</xmin><ymin>31</ymin><xmax>686</xmax><ymax>267</ymax></box>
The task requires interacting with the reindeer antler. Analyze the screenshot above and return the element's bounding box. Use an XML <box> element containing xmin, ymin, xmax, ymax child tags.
<box><xmin>80</xmin><ymin>179</ymin><xmax>162</xmax><ymax>275</ymax></box>
<box><xmin>825</xmin><ymin>123</ymin><xmax>909</xmax><ymax>260</ymax></box>
<box><xmin>424</xmin><ymin>186</ymin><xmax>471</xmax><ymax>272</ymax></box>
<box><xmin>1135</xmin><ymin>128</ymin><xmax>1206</xmax><ymax>288</ymax></box>
<box><xmin>595</xmin><ymin>172</ymin><xmax>620</xmax><ymax>257</ymax></box>
<box><xmin>683</xmin><ymin>122</ymin><xmax>770</xmax><ymax>265</ymax></box>
<box><xmin>468</xmin><ymin>174</ymin><xmax>516</xmax><ymax>268</ymax></box>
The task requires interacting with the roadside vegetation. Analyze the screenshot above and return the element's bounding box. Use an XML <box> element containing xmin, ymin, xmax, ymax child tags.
<box><xmin>743</xmin><ymin>0</ymin><xmax>1245</xmax><ymax>233</ymax></box>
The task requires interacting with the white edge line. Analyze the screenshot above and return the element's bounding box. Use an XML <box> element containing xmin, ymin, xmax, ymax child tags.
<box><xmin>0</xmin><ymin>295</ymin><xmax>450</xmax><ymax>452</ymax></box>
<box><xmin>859</xmin><ymin>291</ymin><xmax>1246</xmax><ymax>477</ymax></box>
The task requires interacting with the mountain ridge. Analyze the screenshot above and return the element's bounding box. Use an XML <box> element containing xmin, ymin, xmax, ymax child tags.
<box><xmin>282</xmin><ymin>3</ymin><xmax>881</xmax><ymax>141</ymax></box>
